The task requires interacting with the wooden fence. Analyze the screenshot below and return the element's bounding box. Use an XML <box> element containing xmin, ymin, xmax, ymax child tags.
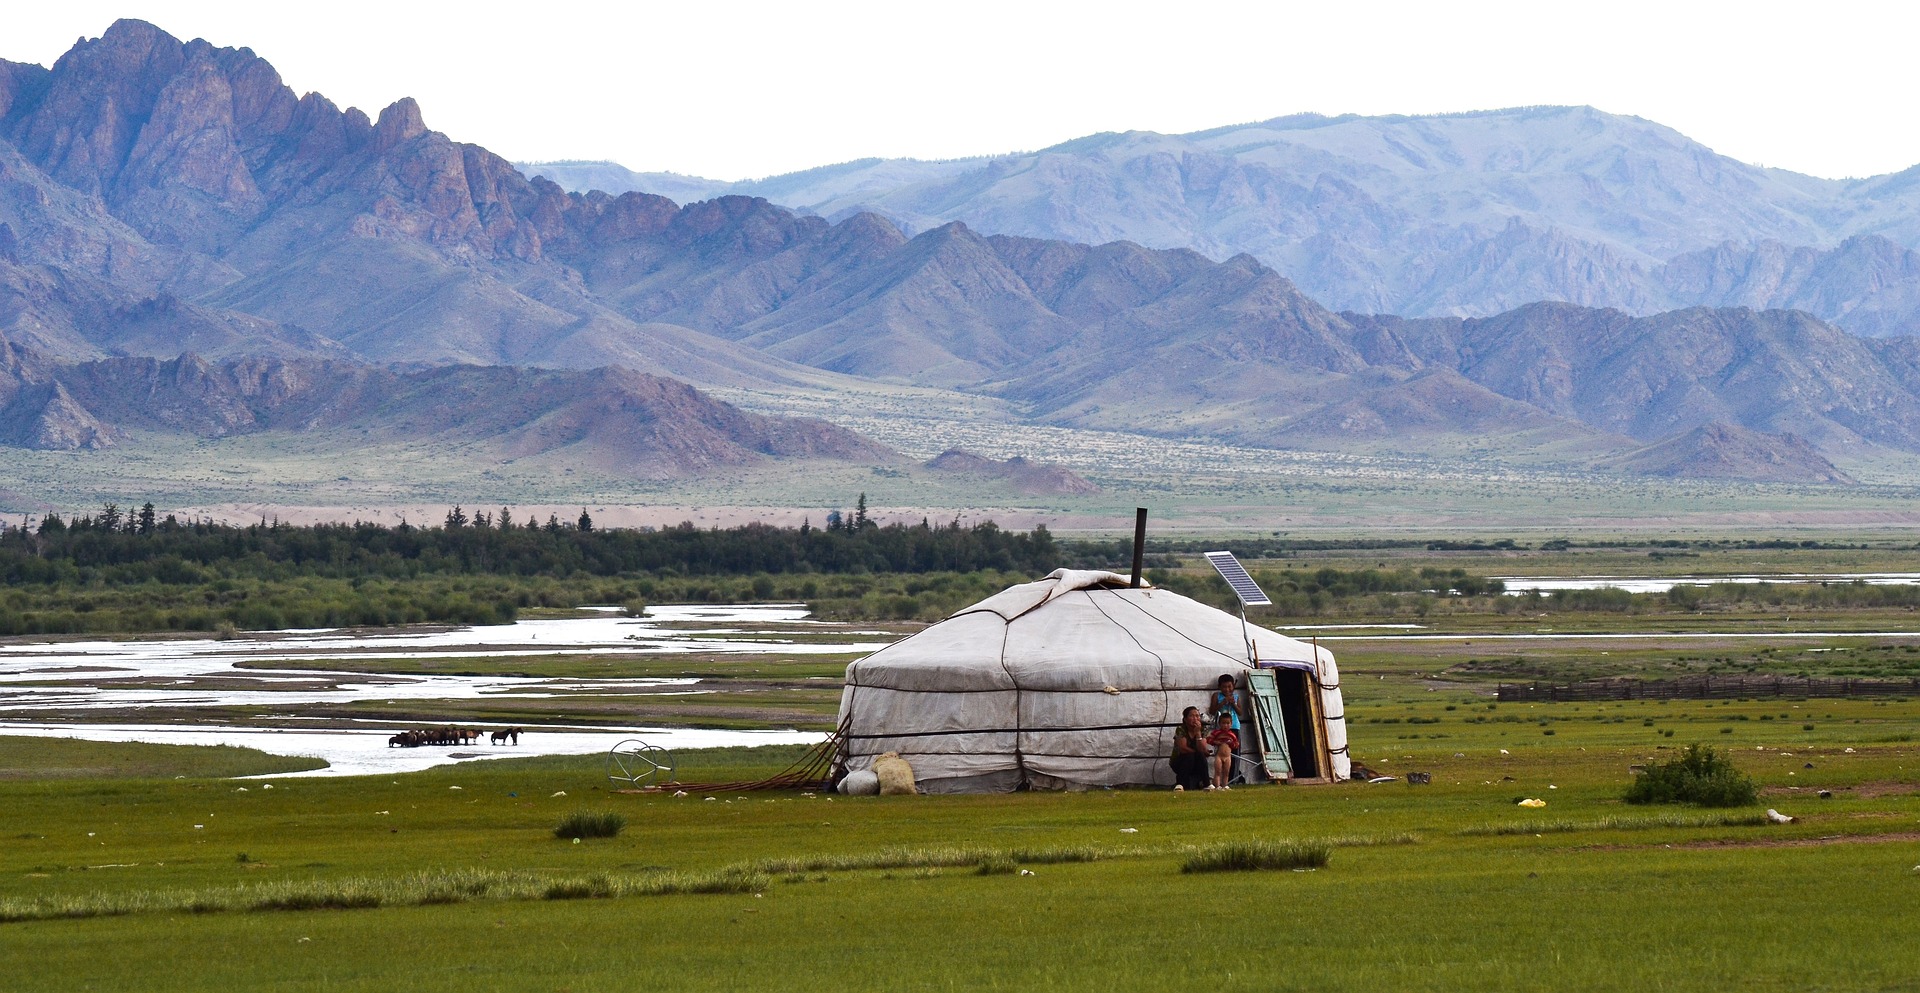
<box><xmin>1495</xmin><ymin>675</ymin><xmax>1920</xmax><ymax>702</ymax></box>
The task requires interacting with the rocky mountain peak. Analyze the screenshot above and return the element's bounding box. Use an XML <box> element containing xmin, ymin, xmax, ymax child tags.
<box><xmin>1606</xmin><ymin>422</ymin><xmax>1857</xmax><ymax>484</ymax></box>
<box><xmin>372</xmin><ymin>97</ymin><xmax>428</xmax><ymax>148</ymax></box>
<box><xmin>0</xmin><ymin>59</ymin><xmax>49</xmax><ymax>119</ymax></box>
<box><xmin>924</xmin><ymin>449</ymin><xmax>1099</xmax><ymax>495</ymax></box>
<box><xmin>16</xmin><ymin>380</ymin><xmax>114</xmax><ymax>450</ymax></box>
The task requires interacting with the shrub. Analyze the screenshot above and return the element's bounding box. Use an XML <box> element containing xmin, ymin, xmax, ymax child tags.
<box><xmin>1623</xmin><ymin>745</ymin><xmax>1758</xmax><ymax>807</ymax></box>
<box><xmin>1181</xmin><ymin>840</ymin><xmax>1330</xmax><ymax>874</ymax></box>
<box><xmin>554</xmin><ymin>810</ymin><xmax>626</xmax><ymax>840</ymax></box>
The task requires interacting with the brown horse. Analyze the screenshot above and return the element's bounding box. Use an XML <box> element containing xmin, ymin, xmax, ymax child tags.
<box><xmin>489</xmin><ymin>727</ymin><xmax>522</xmax><ymax>745</ymax></box>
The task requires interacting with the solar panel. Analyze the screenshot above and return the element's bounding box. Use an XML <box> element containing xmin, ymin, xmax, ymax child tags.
<box><xmin>1204</xmin><ymin>551</ymin><xmax>1271</xmax><ymax>606</ymax></box>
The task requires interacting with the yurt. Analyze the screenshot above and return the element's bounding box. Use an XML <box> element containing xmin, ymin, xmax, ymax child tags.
<box><xmin>834</xmin><ymin>568</ymin><xmax>1350</xmax><ymax>793</ymax></box>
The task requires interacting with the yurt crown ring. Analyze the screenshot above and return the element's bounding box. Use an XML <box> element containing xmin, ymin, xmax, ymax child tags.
<box><xmin>606</xmin><ymin>739</ymin><xmax>676</xmax><ymax>787</ymax></box>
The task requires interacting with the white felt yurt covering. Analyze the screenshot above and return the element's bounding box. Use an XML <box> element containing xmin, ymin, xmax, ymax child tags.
<box><xmin>836</xmin><ymin>569</ymin><xmax>1349</xmax><ymax>793</ymax></box>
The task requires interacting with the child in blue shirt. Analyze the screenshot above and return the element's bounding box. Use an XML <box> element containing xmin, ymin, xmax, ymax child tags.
<box><xmin>1208</xmin><ymin>673</ymin><xmax>1243</xmax><ymax>789</ymax></box>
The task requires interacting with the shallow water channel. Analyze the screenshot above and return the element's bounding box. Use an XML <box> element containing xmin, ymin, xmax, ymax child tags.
<box><xmin>0</xmin><ymin>605</ymin><xmax>881</xmax><ymax>775</ymax></box>
<box><xmin>1497</xmin><ymin>572</ymin><xmax>1920</xmax><ymax>594</ymax></box>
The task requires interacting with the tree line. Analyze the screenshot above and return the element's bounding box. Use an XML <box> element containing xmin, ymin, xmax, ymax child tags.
<box><xmin>0</xmin><ymin>498</ymin><xmax>1066</xmax><ymax>586</ymax></box>
<box><xmin>0</xmin><ymin>497</ymin><xmax>1091</xmax><ymax>636</ymax></box>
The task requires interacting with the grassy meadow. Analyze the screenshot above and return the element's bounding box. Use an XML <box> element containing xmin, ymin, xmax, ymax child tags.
<box><xmin>4</xmin><ymin>539</ymin><xmax>1920</xmax><ymax>990</ymax></box>
<box><xmin>1</xmin><ymin>689</ymin><xmax>1915</xmax><ymax>991</ymax></box>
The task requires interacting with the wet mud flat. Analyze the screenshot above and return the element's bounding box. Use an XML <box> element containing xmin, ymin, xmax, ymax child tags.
<box><xmin>0</xmin><ymin>605</ymin><xmax>887</xmax><ymax>775</ymax></box>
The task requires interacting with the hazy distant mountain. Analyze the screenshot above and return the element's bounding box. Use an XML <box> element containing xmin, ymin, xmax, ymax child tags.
<box><xmin>1656</xmin><ymin>236</ymin><xmax>1920</xmax><ymax>337</ymax></box>
<box><xmin>0</xmin><ymin>339</ymin><xmax>895</xmax><ymax>475</ymax></box>
<box><xmin>519</xmin><ymin>161</ymin><xmax>732</xmax><ymax>205</ymax></box>
<box><xmin>1602</xmin><ymin>423</ymin><xmax>1856</xmax><ymax>485</ymax></box>
<box><xmin>923</xmin><ymin>449</ymin><xmax>1099</xmax><ymax>495</ymax></box>
<box><xmin>532</xmin><ymin>108</ymin><xmax>1920</xmax><ymax>336</ymax></box>
<box><xmin>1357</xmin><ymin>304</ymin><xmax>1920</xmax><ymax>450</ymax></box>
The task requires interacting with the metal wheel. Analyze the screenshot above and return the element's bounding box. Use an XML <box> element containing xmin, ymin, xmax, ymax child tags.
<box><xmin>607</xmin><ymin>739</ymin><xmax>675</xmax><ymax>787</ymax></box>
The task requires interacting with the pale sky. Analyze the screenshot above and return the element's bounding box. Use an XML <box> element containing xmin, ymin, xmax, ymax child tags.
<box><xmin>7</xmin><ymin>1</ymin><xmax>1917</xmax><ymax>182</ymax></box>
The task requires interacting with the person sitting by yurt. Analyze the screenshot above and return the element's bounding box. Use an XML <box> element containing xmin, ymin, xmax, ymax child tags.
<box><xmin>1170</xmin><ymin>707</ymin><xmax>1210</xmax><ymax>790</ymax></box>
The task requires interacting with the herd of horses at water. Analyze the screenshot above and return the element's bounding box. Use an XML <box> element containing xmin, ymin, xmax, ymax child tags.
<box><xmin>387</xmin><ymin>726</ymin><xmax>524</xmax><ymax>748</ymax></box>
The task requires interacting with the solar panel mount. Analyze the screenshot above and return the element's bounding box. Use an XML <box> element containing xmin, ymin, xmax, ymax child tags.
<box><xmin>1204</xmin><ymin>551</ymin><xmax>1271</xmax><ymax>606</ymax></box>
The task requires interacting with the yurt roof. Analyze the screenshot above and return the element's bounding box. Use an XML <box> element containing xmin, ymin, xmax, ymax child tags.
<box><xmin>848</xmin><ymin>569</ymin><xmax>1328</xmax><ymax>692</ymax></box>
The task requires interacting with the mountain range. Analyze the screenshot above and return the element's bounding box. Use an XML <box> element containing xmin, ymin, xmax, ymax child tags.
<box><xmin>0</xmin><ymin>342</ymin><xmax>889</xmax><ymax>476</ymax></box>
<box><xmin>0</xmin><ymin>20</ymin><xmax>1910</xmax><ymax>490</ymax></box>
<box><xmin>527</xmin><ymin>108</ymin><xmax>1920</xmax><ymax>337</ymax></box>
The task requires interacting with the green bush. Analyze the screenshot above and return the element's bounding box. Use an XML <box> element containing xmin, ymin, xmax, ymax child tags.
<box><xmin>1623</xmin><ymin>745</ymin><xmax>1758</xmax><ymax>807</ymax></box>
<box><xmin>554</xmin><ymin>810</ymin><xmax>626</xmax><ymax>840</ymax></box>
<box><xmin>1180</xmin><ymin>840</ymin><xmax>1330</xmax><ymax>874</ymax></box>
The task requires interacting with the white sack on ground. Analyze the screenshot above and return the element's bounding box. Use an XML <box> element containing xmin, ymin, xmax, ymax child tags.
<box><xmin>837</xmin><ymin>769</ymin><xmax>880</xmax><ymax>795</ymax></box>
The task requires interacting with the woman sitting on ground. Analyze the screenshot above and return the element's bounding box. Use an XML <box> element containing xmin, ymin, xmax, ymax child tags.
<box><xmin>1169</xmin><ymin>706</ymin><xmax>1210</xmax><ymax>790</ymax></box>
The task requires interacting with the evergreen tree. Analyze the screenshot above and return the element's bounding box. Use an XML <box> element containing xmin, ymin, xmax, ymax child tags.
<box><xmin>99</xmin><ymin>503</ymin><xmax>122</xmax><ymax>533</ymax></box>
<box><xmin>854</xmin><ymin>493</ymin><xmax>870</xmax><ymax>530</ymax></box>
<box><xmin>137</xmin><ymin>503</ymin><xmax>156</xmax><ymax>536</ymax></box>
<box><xmin>444</xmin><ymin>506</ymin><xmax>468</xmax><ymax>529</ymax></box>
<box><xmin>498</xmin><ymin>507</ymin><xmax>514</xmax><ymax>531</ymax></box>
<box><xmin>577</xmin><ymin>509</ymin><xmax>594</xmax><ymax>533</ymax></box>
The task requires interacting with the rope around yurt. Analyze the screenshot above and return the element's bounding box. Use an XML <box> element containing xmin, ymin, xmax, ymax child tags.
<box><xmin>625</xmin><ymin>716</ymin><xmax>850</xmax><ymax>794</ymax></box>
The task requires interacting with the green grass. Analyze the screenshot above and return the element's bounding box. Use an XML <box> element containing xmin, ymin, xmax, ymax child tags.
<box><xmin>0</xmin><ymin>719</ymin><xmax>1914</xmax><ymax>991</ymax></box>
<box><xmin>1456</xmin><ymin>811</ymin><xmax>1773</xmax><ymax>836</ymax></box>
<box><xmin>1180</xmin><ymin>839</ymin><xmax>1332</xmax><ymax>873</ymax></box>
<box><xmin>0</xmin><ymin>737</ymin><xmax>327</xmax><ymax>779</ymax></box>
<box><xmin>553</xmin><ymin>810</ymin><xmax>626</xmax><ymax>840</ymax></box>
<box><xmin>0</xmin><ymin>865</ymin><xmax>766</xmax><ymax>923</ymax></box>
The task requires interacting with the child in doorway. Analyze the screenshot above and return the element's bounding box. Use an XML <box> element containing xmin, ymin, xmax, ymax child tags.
<box><xmin>1208</xmin><ymin>673</ymin><xmax>1243</xmax><ymax>789</ymax></box>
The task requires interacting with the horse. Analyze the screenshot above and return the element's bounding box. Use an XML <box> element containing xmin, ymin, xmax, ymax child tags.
<box><xmin>488</xmin><ymin>727</ymin><xmax>522</xmax><ymax>745</ymax></box>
